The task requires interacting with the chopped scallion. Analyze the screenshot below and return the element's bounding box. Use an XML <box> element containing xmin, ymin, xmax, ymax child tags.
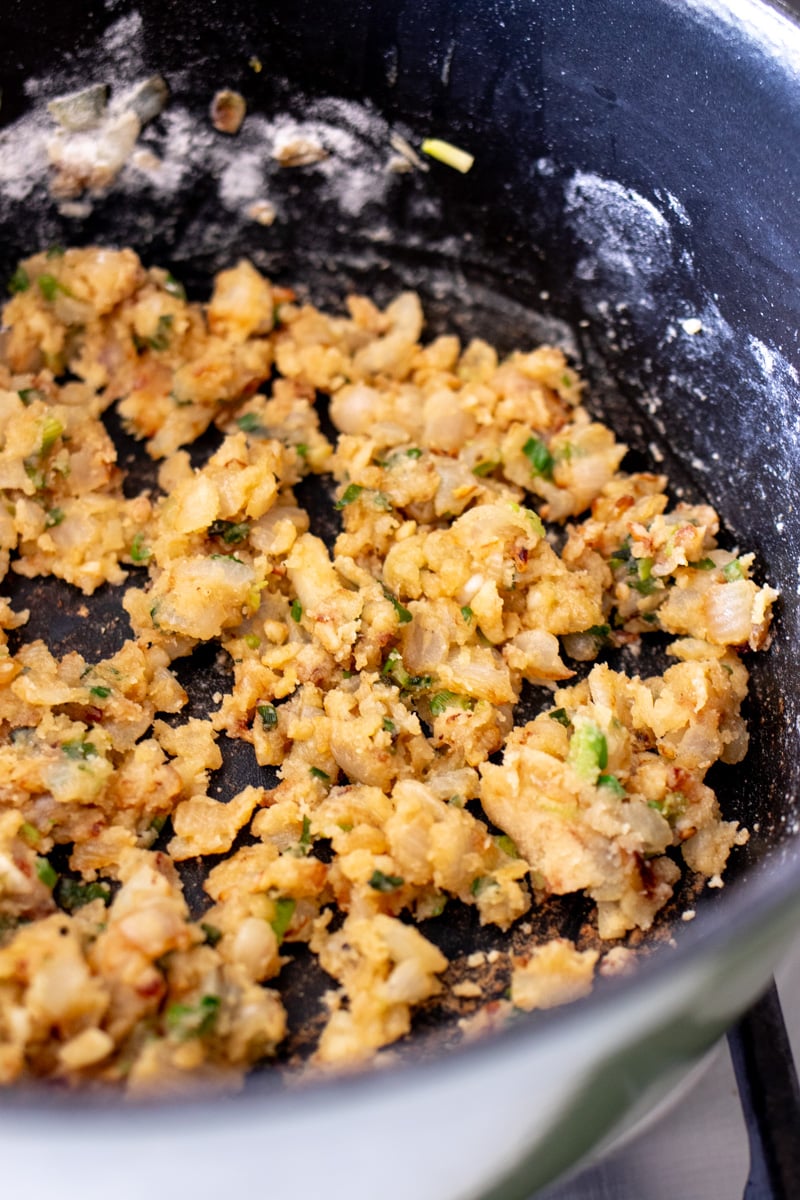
<box><xmin>369</xmin><ymin>869</ymin><xmax>404</xmax><ymax>893</ymax></box>
<box><xmin>335</xmin><ymin>483</ymin><xmax>363</xmax><ymax>509</ymax></box>
<box><xmin>35</xmin><ymin>856</ymin><xmax>58</xmax><ymax>889</ymax></box>
<box><xmin>522</xmin><ymin>435</ymin><xmax>554</xmax><ymax>480</ymax></box>
<box><xmin>421</xmin><ymin>137</ymin><xmax>474</xmax><ymax>173</ymax></box>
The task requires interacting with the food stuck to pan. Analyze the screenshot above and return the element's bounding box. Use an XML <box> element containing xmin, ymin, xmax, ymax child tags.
<box><xmin>0</xmin><ymin>246</ymin><xmax>777</xmax><ymax>1093</ymax></box>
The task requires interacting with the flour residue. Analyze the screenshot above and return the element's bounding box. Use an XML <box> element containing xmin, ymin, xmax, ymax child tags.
<box><xmin>0</xmin><ymin>12</ymin><xmax>405</xmax><ymax>230</ymax></box>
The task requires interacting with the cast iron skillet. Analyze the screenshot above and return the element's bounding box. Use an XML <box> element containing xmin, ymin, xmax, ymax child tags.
<box><xmin>0</xmin><ymin>0</ymin><xmax>799</xmax><ymax>1144</ymax></box>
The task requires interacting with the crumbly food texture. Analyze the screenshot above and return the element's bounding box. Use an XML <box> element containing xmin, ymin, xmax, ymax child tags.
<box><xmin>0</xmin><ymin>247</ymin><xmax>777</xmax><ymax>1091</ymax></box>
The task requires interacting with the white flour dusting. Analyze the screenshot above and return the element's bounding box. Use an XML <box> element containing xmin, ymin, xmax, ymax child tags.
<box><xmin>564</xmin><ymin>172</ymin><xmax>672</xmax><ymax>309</ymax></box>
<box><xmin>0</xmin><ymin>12</ymin><xmax>402</xmax><ymax>229</ymax></box>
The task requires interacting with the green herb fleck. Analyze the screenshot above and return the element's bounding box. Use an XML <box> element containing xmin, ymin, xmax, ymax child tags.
<box><xmin>237</xmin><ymin>412</ymin><xmax>263</xmax><ymax>434</ymax></box>
<box><xmin>19</xmin><ymin>822</ymin><xmax>40</xmax><ymax>846</ymax></box>
<box><xmin>270</xmin><ymin>898</ymin><xmax>296</xmax><ymax>944</ymax></box>
<box><xmin>373</xmin><ymin>491</ymin><xmax>392</xmax><ymax>510</ymax></box>
<box><xmin>38</xmin><ymin>273</ymin><xmax>69</xmax><ymax>302</ymax></box>
<box><xmin>290</xmin><ymin>599</ymin><xmax>303</xmax><ymax>622</ymax></box>
<box><xmin>35</xmin><ymin>856</ymin><xmax>58</xmax><ymax>889</ymax></box>
<box><xmin>523</xmin><ymin>435</ymin><xmax>554</xmax><ymax>480</ymax></box>
<box><xmin>382</xmin><ymin>586</ymin><xmax>412</xmax><ymax>624</ymax></box>
<box><xmin>381</xmin><ymin>648</ymin><xmax>431</xmax><ymax>691</ymax></box>
<box><xmin>56</xmin><ymin>878</ymin><xmax>111</xmax><ymax>912</ymax></box>
<box><xmin>165</xmin><ymin>994</ymin><xmax>221</xmax><ymax>1040</ymax></box>
<box><xmin>40</xmin><ymin>415</ymin><xmax>64</xmax><ymax>455</ymax></box>
<box><xmin>429</xmin><ymin>690</ymin><xmax>474</xmax><ymax>717</ymax></box>
<box><xmin>460</xmin><ymin>606</ymin><xmax>473</xmax><ymax>622</ymax></box>
<box><xmin>89</xmin><ymin>685</ymin><xmax>111</xmax><ymax>698</ymax></box>
<box><xmin>692</xmin><ymin>557</ymin><xmax>716</xmax><ymax>571</ymax></box>
<box><xmin>298</xmin><ymin>815</ymin><xmax>312</xmax><ymax>851</ymax></box>
<box><xmin>164</xmin><ymin>273</ymin><xmax>187</xmax><ymax>301</ymax></box>
<box><xmin>8</xmin><ymin>266</ymin><xmax>29</xmax><ymax>294</ymax></box>
<box><xmin>150</xmin><ymin>815</ymin><xmax>167</xmax><ymax>834</ymax></box>
<box><xmin>148</xmin><ymin>313</ymin><xmax>174</xmax><ymax>351</ymax></box>
<box><xmin>609</xmin><ymin>537</ymin><xmax>632</xmax><ymax>571</ymax></box>
<box><xmin>244</xmin><ymin>634</ymin><xmax>261</xmax><ymax>650</ymax></box>
<box><xmin>369</xmin><ymin>869</ymin><xmax>404</xmax><ymax>893</ymax></box>
<box><xmin>258</xmin><ymin>703</ymin><xmax>278</xmax><ymax>728</ymax></box>
<box><xmin>295</xmin><ymin>443</ymin><xmax>308</xmax><ymax>459</ymax></box>
<box><xmin>130</xmin><ymin>532</ymin><xmax>151</xmax><ymax>563</ymax></box>
<box><xmin>723</xmin><ymin>559</ymin><xmax>744</xmax><ymax>581</ymax></box>
<box><xmin>309</xmin><ymin>767</ymin><xmax>330</xmax><ymax>784</ymax></box>
<box><xmin>62</xmin><ymin>739</ymin><xmax>98</xmax><ymax>761</ymax></box>
<box><xmin>45</xmin><ymin>507</ymin><xmax>65</xmax><ymax>528</ymax></box>
<box><xmin>335</xmin><ymin>483</ymin><xmax>364</xmax><ymax>509</ymax></box>
<box><xmin>472</xmin><ymin>459</ymin><xmax>499</xmax><ymax>477</ymax></box>
<box><xmin>18</xmin><ymin>388</ymin><xmax>44</xmax><ymax>405</ymax></box>
<box><xmin>548</xmin><ymin>707</ymin><xmax>571</xmax><ymax>727</ymax></box>
<box><xmin>382</xmin><ymin>717</ymin><xmax>397</xmax><ymax>735</ymax></box>
<box><xmin>201</xmin><ymin>922</ymin><xmax>222</xmax><ymax>947</ymax></box>
<box><xmin>209</xmin><ymin>519</ymin><xmax>250</xmax><ymax>544</ymax></box>
<box><xmin>567</xmin><ymin>719</ymin><xmax>608</xmax><ymax>781</ymax></box>
<box><xmin>585</xmin><ymin>624</ymin><xmax>611</xmax><ymax>640</ymax></box>
<box><xmin>597</xmin><ymin>774</ymin><xmax>626</xmax><ymax>798</ymax></box>
<box><xmin>494</xmin><ymin>834</ymin><xmax>519</xmax><ymax>858</ymax></box>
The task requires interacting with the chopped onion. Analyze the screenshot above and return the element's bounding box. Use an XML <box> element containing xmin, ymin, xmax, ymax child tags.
<box><xmin>48</xmin><ymin>84</ymin><xmax>109</xmax><ymax>132</ymax></box>
<box><xmin>705</xmin><ymin>580</ymin><xmax>754</xmax><ymax>645</ymax></box>
<box><xmin>114</xmin><ymin>76</ymin><xmax>169</xmax><ymax>125</ymax></box>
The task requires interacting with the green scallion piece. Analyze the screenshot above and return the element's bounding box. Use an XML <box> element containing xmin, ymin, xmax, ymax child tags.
<box><xmin>201</xmin><ymin>922</ymin><xmax>222</xmax><ymax>947</ymax></box>
<box><xmin>164</xmin><ymin>273</ymin><xmax>187</xmax><ymax>301</ymax></box>
<box><xmin>290</xmin><ymin>599</ymin><xmax>303</xmax><ymax>622</ymax></box>
<box><xmin>548</xmin><ymin>708</ymin><xmax>571</xmax><ymax>727</ymax></box>
<box><xmin>495</xmin><ymin>834</ymin><xmax>519</xmax><ymax>858</ymax></box>
<box><xmin>37</xmin><ymin>274</ymin><xmax>64</xmax><ymax>302</ymax></box>
<box><xmin>237</xmin><ymin>412</ymin><xmax>263</xmax><ymax>434</ymax></box>
<box><xmin>130</xmin><ymin>532</ymin><xmax>152</xmax><ymax>563</ymax></box>
<box><xmin>8</xmin><ymin>266</ymin><xmax>29</xmax><ymax>294</ymax></box>
<box><xmin>335</xmin><ymin>483</ymin><xmax>364</xmax><ymax>509</ymax></box>
<box><xmin>597</xmin><ymin>774</ymin><xmax>626</xmax><ymax>798</ymax></box>
<box><xmin>40</xmin><ymin>415</ymin><xmax>64</xmax><ymax>455</ymax></box>
<box><xmin>35</xmin><ymin>856</ymin><xmax>58</xmax><ymax>889</ymax></box>
<box><xmin>567</xmin><ymin>719</ymin><xmax>608</xmax><ymax>781</ymax></box>
<box><xmin>62</xmin><ymin>739</ymin><xmax>98</xmax><ymax>760</ymax></box>
<box><xmin>56</xmin><ymin>878</ymin><xmax>111</xmax><ymax>911</ymax></box>
<box><xmin>209</xmin><ymin>519</ymin><xmax>250</xmax><ymax>544</ymax></box>
<box><xmin>165</xmin><ymin>994</ymin><xmax>220</xmax><ymax>1040</ymax></box>
<box><xmin>429</xmin><ymin>690</ymin><xmax>473</xmax><ymax>716</ymax></box>
<box><xmin>382</xmin><ymin>586</ymin><xmax>412</xmax><ymax>624</ymax></box>
<box><xmin>369</xmin><ymin>869</ymin><xmax>404</xmax><ymax>893</ymax></box>
<box><xmin>258</xmin><ymin>703</ymin><xmax>278</xmax><ymax>728</ymax></box>
<box><xmin>270</xmin><ymin>898</ymin><xmax>296</xmax><ymax>944</ymax></box>
<box><xmin>522</xmin><ymin>435</ymin><xmax>554</xmax><ymax>480</ymax></box>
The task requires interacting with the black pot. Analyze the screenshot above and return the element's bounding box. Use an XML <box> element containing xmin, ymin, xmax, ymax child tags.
<box><xmin>1</xmin><ymin>1</ymin><xmax>799</xmax><ymax>1196</ymax></box>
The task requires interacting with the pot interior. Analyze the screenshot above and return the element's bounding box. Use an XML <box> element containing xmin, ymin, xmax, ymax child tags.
<box><xmin>1</xmin><ymin>0</ymin><xmax>799</xmax><ymax>1073</ymax></box>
